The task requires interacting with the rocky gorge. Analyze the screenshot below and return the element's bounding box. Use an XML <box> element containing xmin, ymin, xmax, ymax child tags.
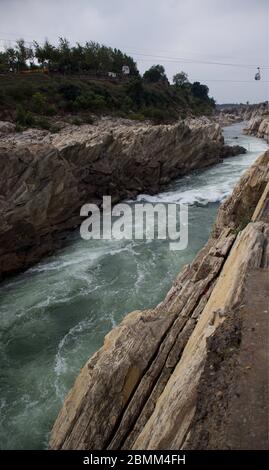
<box><xmin>50</xmin><ymin>147</ymin><xmax>269</xmax><ymax>450</ymax></box>
<box><xmin>0</xmin><ymin>117</ymin><xmax>245</xmax><ymax>279</ymax></box>
<box><xmin>0</xmin><ymin>108</ymin><xmax>268</xmax><ymax>450</ymax></box>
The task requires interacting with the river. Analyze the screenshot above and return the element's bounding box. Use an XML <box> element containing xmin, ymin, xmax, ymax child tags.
<box><xmin>0</xmin><ymin>122</ymin><xmax>267</xmax><ymax>449</ymax></box>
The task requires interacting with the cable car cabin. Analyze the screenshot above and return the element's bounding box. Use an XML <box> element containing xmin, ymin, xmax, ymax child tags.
<box><xmin>255</xmin><ymin>67</ymin><xmax>261</xmax><ymax>80</ymax></box>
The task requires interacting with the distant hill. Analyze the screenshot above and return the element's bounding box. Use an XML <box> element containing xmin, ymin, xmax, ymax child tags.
<box><xmin>0</xmin><ymin>38</ymin><xmax>216</xmax><ymax>130</ymax></box>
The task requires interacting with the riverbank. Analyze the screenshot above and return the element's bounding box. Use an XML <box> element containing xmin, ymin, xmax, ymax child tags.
<box><xmin>50</xmin><ymin>146</ymin><xmax>269</xmax><ymax>450</ymax></box>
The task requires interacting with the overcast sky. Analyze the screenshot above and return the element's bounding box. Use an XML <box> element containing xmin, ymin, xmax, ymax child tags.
<box><xmin>0</xmin><ymin>0</ymin><xmax>268</xmax><ymax>103</ymax></box>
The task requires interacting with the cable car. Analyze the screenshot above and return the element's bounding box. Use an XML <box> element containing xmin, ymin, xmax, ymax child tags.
<box><xmin>255</xmin><ymin>67</ymin><xmax>261</xmax><ymax>80</ymax></box>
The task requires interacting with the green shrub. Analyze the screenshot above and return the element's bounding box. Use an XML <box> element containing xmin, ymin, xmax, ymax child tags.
<box><xmin>126</xmin><ymin>78</ymin><xmax>144</xmax><ymax>106</ymax></box>
<box><xmin>45</xmin><ymin>104</ymin><xmax>57</xmax><ymax>116</ymax></box>
<box><xmin>71</xmin><ymin>117</ymin><xmax>83</xmax><ymax>126</ymax></box>
<box><xmin>121</xmin><ymin>96</ymin><xmax>133</xmax><ymax>111</ymax></box>
<box><xmin>0</xmin><ymin>63</ymin><xmax>8</xmax><ymax>73</ymax></box>
<box><xmin>71</xmin><ymin>115</ymin><xmax>95</xmax><ymax>125</ymax></box>
<box><xmin>63</xmin><ymin>100</ymin><xmax>77</xmax><ymax>112</ymax></box>
<box><xmin>73</xmin><ymin>92</ymin><xmax>106</xmax><ymax>111</ymax></box>
<box><xmin>143</xmin><ymin>107</ymin><xmax>168</xmax><ymax>123</ymax></box>
<box><xmin>143</xmin><ymin>65</ymin><xmax>168</xmax><ymax>83</ymax></box>
<box><xmin>113</xmin><ymin>109</ymin><xmax>128</xmax><ymax>118</ymax></box>
<box><xmin>74</xmin><ymin>93</ymin><xmax>93</xmax><ymax>110</ymax></box>
<box><xmin>143</xmin><ymin>106</ymin><xmax>178</xmax><ymax>123</ymax></box>
<box><xmin>15</xmin><ymin>106</ymin><xmax>35</xmax><ymax>126</ymax></box>
<box><xmin>129</xmin><ymin>113</ymin><xmax>145</xmax><ymax>121</ymax></box>
<box><xmin>0</xmin><ymin>68</ymin><xmax>215</xmax><ymax>124</ymax></box>
<box><xmin>32</xmin><ymin>92</ymin><xmax>47</xmax><ymax>113</ymax></box>
<box><xmin>50</xmin><ymin>124</ymin><xmax>61</xmax><ymax>133</ymax></box>
<box><xmin>92</xmin><ymin>94</ymin><xmax>106</xmax><ymax>110</ymax></box>
<box><xmin>58</xmin><ymin>83</ymin><xmax>81</xmax><ymax>101</ymax></box>
<box><xmin>15</xmin><ymin>123</ymin><xmax>24</xmax><ymax>132</ymax></box>
<box><xmin>83</xmin><ymin>115</ymin><xmax>95</xmax><ymax>125</ymax></box>
<box><xmin>35</xmin><ymin>117</ymin><xmax>51</xmax><ymax>130</ymax></box>
<box><xmin>167</xmin><ymin>108</ymin><xmax>179</xmax><ymax>120</ymax></box>
<box><xmin>8</xmin><ymin>83</ymin><xmax>34</xmax><ymax>101</ymax></box>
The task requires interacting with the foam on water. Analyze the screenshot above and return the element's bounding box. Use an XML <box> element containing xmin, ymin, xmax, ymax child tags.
<box><xmin>132</xmin><ymin>124</ymin><xmax>268</xmax><ymax>207</ymax></box>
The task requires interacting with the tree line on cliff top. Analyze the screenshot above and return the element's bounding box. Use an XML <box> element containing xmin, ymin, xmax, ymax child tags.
<box><xmin>0</xmin><ymin>38</ymin><xmax>215</xmax><ymax>128</ymax></box>
<box><xmin>0</xmin><ymin>38</ymin><xmax>138</xmax><ymax>75</ymax></box>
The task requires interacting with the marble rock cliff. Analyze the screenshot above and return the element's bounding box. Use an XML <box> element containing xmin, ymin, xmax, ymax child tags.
<box><xmin>0</xmin><ymin>118</ymin><xmax>240</xmax><ymax>279</ymax></box>
<box><xmin>50</xmin><ymin>149</ymin><xmax>269</xmax><ymax>450</ymax></box>
<box><xmin>244</xmin><ymin>105</ymin><xmax>269</xmax><ymax>141</ymax></box>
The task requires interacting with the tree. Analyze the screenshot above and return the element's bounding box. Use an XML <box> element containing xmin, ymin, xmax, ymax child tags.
<box><xmin>143</xmin><ymin>65</ymin><xmax>168</xmax><ymax>83</ymax></box>
<box><xmin>71</xmin><ymin>43</ymin><xmax>85</xmax><ymax>73</ymax></box>
<box><xmin>113</xmin><ymin>49</ymin><xmax>138</xmax><ymax>75</ymax></box>
<box><xmin>0</xmin><ymin>51</ymin><xmax>8</xmax><ymax>72</ymax></box>
<box><xmin>173</xmin><ymin>71</ymin><xmax>189</xmax><ymax>86</ymax></box>
<box><xmin>191</xmin><ymin>81</ymin><xmax>209</xmax><ymax>100</ymax></box>
<box><xmin>84</xmin><ymin>41</ymin><xmax>100</xmax><ymax>72</ymax></box>
<box><xmin>15</xmin><ymin>39</ymin><xmax>33</xmax><ymax>71</ymax></box>
<box><xmin>34</xmin><ymin>41</ymin><xmax>46</xmax><ymax>67</ymax></box>
<box><xmin>34</xmin><ymin>39</ymin><xmax>57</xmax><ymax>69</ymax></box>
<box><xmin>126</xmin><ymin>78</ymin><xmax>144</xmax><ymax>106</ymax></box>
<box><xmin>57</xmin><ymin>37</ymin><xmax>72</xmax><ymax>73</ymax></box>
<box><xmin>6</xmin><ymin>48</ymin><xmax>17</xmax><ymax>71</ymax></box>
<box><xmin>4</xmin><ymin>37</ymin><xmax>140</xmax><ymax>76</ymax></box>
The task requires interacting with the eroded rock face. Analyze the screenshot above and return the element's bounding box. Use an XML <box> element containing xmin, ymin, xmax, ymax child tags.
<box><xmin>0</xmin><ymin>120</ymin><xmax>16</xmax><ymax>136</ymax></box>
<box><xmin>214</xmin><ymin>112</ymin><xmax>244</xmax><ymax>127</ymax></box>
<box><xmin>244</xmin><ymin>104</ymin><xmax>269</xmax><ymax>140</ymax></box>
<box><xmin>244</xmin><ymin>116</ymin><xmax>269</xmax><ymax>140</ymax></box>
<box><xmin>49</xmin><ymin>150</ymin><xmax>269</xmax><ymax>450</ymax></box>
<box><xmin>213</xmin><ymin>151</ymin><xmax>269</xmax><ymax>236</ymax></box>
<box><xmin>0</xmin><ymin>118</ymin><xmax>239</xmax><ymax>279</ymax></box>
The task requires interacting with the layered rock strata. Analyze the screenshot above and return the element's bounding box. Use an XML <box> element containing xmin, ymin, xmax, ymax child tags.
<box><xmin>0</xmin><ymin>118</ymin><xmax>243</xmax><ymax>278</ymax></box>
<box><xmin>244</xmin><ymin>104</ymin><xmax>269</xmax><ymax>140</ymax></box>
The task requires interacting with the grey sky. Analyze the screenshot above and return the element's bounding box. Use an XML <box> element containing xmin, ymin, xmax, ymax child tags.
<box><xmin>0</xmin><ymin>0</ymin><xmax>268</xmax><ymax>103</ymax></box>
